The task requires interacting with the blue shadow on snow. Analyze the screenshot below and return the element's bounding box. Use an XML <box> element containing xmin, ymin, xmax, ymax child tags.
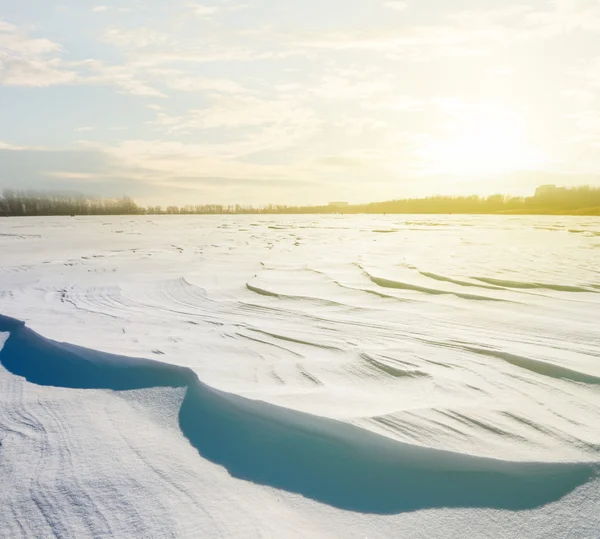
<box><xmin>0</xmin><ymin>313</ymin><xmax>595</xmax><ymax>514</ymax></box>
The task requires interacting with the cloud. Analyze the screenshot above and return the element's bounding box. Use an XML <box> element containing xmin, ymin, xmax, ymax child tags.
<box><xmin>189</xmin><ymin>4</ymin><xmax>219</xmax><ymax>18</ymax></box>
<box><xmin>294</xmin><ymin>3</ymin><xmax>600</xmax><ymax>61</ymax></box>
<box><xmin>576</xmin><ymin>57</ymin><xmax>600</xmax><ymax>89</ymax></box>
<box><xmin>147</xmin><ymin>95</ymin><xmax>321</xmax><ymax>156</ymax></box>
<box><xmin>310</xmin><ymin>74</ymin><xmax>394</xmax><ymax>101</ymax></box>
<box><xmin>568</xmin><ymin>110</ymin><xmax>600</xmax><ymax>144</ymax></box>
<box><xmin>0</xmin><ymin>141</ymin><xmax>29</xmax><ymax>151</ymax></box>
<box><xmin>315</xmin><ymin>152</ymin><xmax>385</xmax><ymax>168</ymax></box>
<box><xmin>165</xmin><ymin>74</ymin><xmax>246</xmax><ymax>94</ymax></box>
<box><xmin>561</xmin><ymin>89</ymin><xmax>596</xmax><ymax>105</ymax></box>
<box><xmin>0</xmin><ymin>146</ymin><xmax>121</xmax><ymax>193</ymax></box>
<box><xmin>0</xmin><ymin>57</ymin><xmax>77</xmax><ymax>86</ymax></box>
<box><xmin>104</xmin><ymin>27</ymin><xmax>168</xmax><ymax>50</ymax></box>
<box><xmin>75</xmin><ymin>139</ymin><xmax>319</xmax><ymax>198</ymax></box>
<box><xmin>80</xmin><ymin>59</ymin><xmax>166</xmax><ymax>97</ymax></box>
<box><xmin>103</xmin><ymin>25</ymin><xmax>299</xmax><ymax>65</ymax></box>
<box><xmin>44</xmin><ymin>171</ymin><xmax>107</xmax><ymax>180</ymax></box>
<box><xmin>0</xmin><ymin>20</ymin><xmax>59</xmax><ymax>55</ymax></box>
<box><xmin>0</xmin><ymin>137</ymin><xmax>411</xmax><ymax>205</ymax></box>
<box><xmin>295</xmin><ymin>24</ymin><xmax>502</xmax><ymax>61</ymax></box>
<box><xmin>188</xmin><ymin>2</ymin><xmax>249</xmax><ymax>18</ymax></box>
<box><xmin>0</xmin><ymin>20</ymin><xmax>78</xmax><ymax>86</ymax></box>
<box><xmin>189</xmin><ymin>96</ymin><xmax>305</xmax><ymax>129</ymax></box>
<box><xmin>3</xmin><ymin>2</ymin><xmax>600</xmax><ymax>203</ymax></box>
<box><xmin>0</xmin><ymin>21</ymin><xmax>166</xmax><ymax>96</ymax></box>
<box><xmin>532</xmin><ymin>0</ymin><xmax>600</xmax><ymax>33</ymax></box>
<box><xmin>383</xmin><ymin>1</ymin><xmax>408</xmax><ymax>11</ymax></box>
<box><xmin>561</xmin><ymin>57</ymin><xmax>600</xmax><ymax>110</ymax></box>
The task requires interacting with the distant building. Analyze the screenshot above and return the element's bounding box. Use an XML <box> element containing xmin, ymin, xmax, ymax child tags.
<box><xmin>328</xmin><ymin>201</ymin><xmax>349</xmax><ymax>208</ymax></box>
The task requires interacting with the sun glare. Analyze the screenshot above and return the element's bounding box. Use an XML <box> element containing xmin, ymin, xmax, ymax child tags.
<box><xmin>422</xmin><ymin>106</ymin><xmax>545</xmax><ymax>178</ymax></box>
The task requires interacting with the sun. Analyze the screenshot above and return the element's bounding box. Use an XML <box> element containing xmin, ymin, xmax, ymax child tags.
<box><xmin>421</xmin><ymin>105</ymin><xmax>545</xmax><ymax>178</ymax></box>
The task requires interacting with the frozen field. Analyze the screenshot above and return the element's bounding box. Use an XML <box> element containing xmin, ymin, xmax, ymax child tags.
<box><xmin>1</xmin><ymin>214</ymin><xmax>599</xmax><ymax>538</ymax></box>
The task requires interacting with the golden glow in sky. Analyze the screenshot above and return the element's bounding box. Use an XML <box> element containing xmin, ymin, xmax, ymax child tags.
<box><xmin>421</xmin><ymin>106</ymin><xmax>547</xmax><ymax>178</ymax></box>
<box><xmin>0</xmin><ymin>0</ymin><xmax>599</xmax><ymax>204</ymax></box>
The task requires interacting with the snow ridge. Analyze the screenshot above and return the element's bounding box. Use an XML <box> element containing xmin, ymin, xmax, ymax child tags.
<box><xmin>0</xmin><ymin>313</ymin><xmax>596</xmax><ymax>516</ymax></box>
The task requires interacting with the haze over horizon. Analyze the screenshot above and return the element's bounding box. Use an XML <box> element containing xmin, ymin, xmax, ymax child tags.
<box><xmin>2</xmin><ymin>0</ymin><xmax>600</xmax><ymax>206</ymax></box>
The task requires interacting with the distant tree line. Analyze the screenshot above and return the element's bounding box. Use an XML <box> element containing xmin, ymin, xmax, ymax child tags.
<box><xmin>145</xmin><ymin>184</ymin><xmax>600</xmax><ymax>215</ymax></box>
<box><xmin>0</xmin><ymin>190</ymin><xmax>140</xmax><ymax>216</ymax></box>
<box><xmin>1</xmin><ymin>184</ymin><xmax>600</xmax><ymax>217</ymax></box>
<box><xmin>352</xmin><ymin>184</ymin><xmax>600</xmax><ymax>215</ymax></box>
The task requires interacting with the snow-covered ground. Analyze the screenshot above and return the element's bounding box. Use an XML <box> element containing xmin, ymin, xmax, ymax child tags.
<box><xmin>1</xmin><ymin>214</ymin><xmax>599</xmax><ymax>538</ymax></box>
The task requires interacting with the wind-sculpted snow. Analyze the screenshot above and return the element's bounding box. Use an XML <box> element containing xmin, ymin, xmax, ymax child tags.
<box><xmin>364</xmin><ymin>270</ymin><xmax>506</xmax><ymax>301</ymax></box>
<box><xmin>0</xmin><ymin>314</ymin><xmax>596</xmax><ymax>517</ymax></box>
<box><xmin>472</xmin><ymin>277</ymin><xmax>597</xmax><ymax>293</ymax></box>
<box><xmin>463</xmin><ymin>346</ymin><xmax>600</xmax><ymax>385</ymax></box>
<box><xmin>1</xmin><ymin>214</ymin><xmax>600</xmax><ymax>537</ymax></box>
<box><xmin>0</xmin><ymin>315</ymin><xmax>189</xmax><ymax>390</ymax></box>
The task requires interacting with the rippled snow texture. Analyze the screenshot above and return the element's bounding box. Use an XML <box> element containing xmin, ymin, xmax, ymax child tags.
<box><xmin>1</xmin><ymin>214</ymin><xmax>599</xmax><ymax>538</ymax></box>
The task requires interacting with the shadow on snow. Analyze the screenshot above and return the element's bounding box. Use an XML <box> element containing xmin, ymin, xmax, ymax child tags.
<box><xmin>0</xmin><ymin>313</ymin><xmax>595</xmax><ymax>515</ymax></box>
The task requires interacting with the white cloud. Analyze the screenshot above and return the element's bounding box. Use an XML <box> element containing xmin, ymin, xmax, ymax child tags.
<box><xmin>147</xmin><ymin>95</ymin><xmax>320</xmax><ymax>156</ymax></box>
<box><xmin>0</xmin><ymin>22</ymin><xmax>165</xmax><ymax>95</ymax></box>
<box><xmin>0</xmin><ymin>141</ymin><xmax>27</xmax><ymax>151</ymax></box>
<box><xmin>295</xmin><ymin>3</ymin><xmax>600</xmax><ymax>60</ymax></box>
<box><xmin>0</xmin><ymin>57</ymin><xmax>77</xmax><ymax>86</ymax></box>
<box><xmin>187</xmin><ymin>2</ymin><xmax>246</xmax><ymax>17</ymax></box>
<box><xmin>102</xmin><ymin>26</ymin><xmax>303</xmax><ymax>68</ymax></box>
<box><xmin>310</xmin><ymin>74</ymin><xmax>394</xmax><ymax>101</ymax></box>
<box><xmin>81</xmin><ymin>59</ymin><xmax>166</xmax><ymax>97</ymax></box>
<box><xmin>3</xmin><ymin>1</ymin><xmax>600</xmax><ymax>202</ymax></box>
<box><xmin>562</xmin><ymin>88</ymin><xmax>596</xmax><ymax>106</ymax></box>
<box><xmin>0</xmin><ymin>20</ymin><xmax>59</xmax><ymax>55</ymax></box>
<box><xmin>165</xmin><ymin>75</ymin><xmax>246</xmax><ymax>94</ymax></box>
<box><xmin>568</xmin><ymin>110</ymin><xmax>600</xmax><ymax>144</ymax></box>
<box><xmin>383</xmin><ymin>1</ymin><xmax>407</xmax><ymax>12</ymax></box>
<box><xmin>577</xmin><ymin>57</ymin><xmax>600</xmax><ymax>88</ymax></box>
<box><xmin>532</xmin><ymin>0</ymin><xmax>600</xmax><ymax>33</ymax></box>
<box><xmin>45</xmin><ymin>171</ymin><xmax>106</xmax><ymax>180</ymax></box>
<box><xmin>81</xmin><ymin>139</ymin><xmax>313</xmax><ymax>190</ymax></box>
<box><xmin>180</xmin><ymin>96</ymin><xmax>310</xmax><ymax>129</ymax></box>
<box><xmin>369</xmin><ymin>96</ymin><xmax>426</xmax><ymax>112</ymax></box>
<box><xmin>189</xmin><ymin>4</ymin><xmax>219</xmax><ymax>18</ymax></box>
<box><xmin>0</xmin><ymin>141</ymin><xmax>47</xmax><ymax>151</ymax></box>
<box><xmin>295</xmin><ymin>24</ymin><xmax>503</xmax><ymax>60</ymax></box>
<box><xmin>104</xmin><ymin>27</ymin><xmax>168</xmax><ymax>50</ymax></box>
<box><xmin>0</xmin><ymin>20</ymin><xmax>77</xmax><ymax>86</ymax></box>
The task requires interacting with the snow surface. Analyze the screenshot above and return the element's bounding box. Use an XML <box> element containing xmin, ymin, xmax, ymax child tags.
<box><xmin>0</xmin><ymin>214</ymin><xmax>599</xmax><ymax>538</ymax></box>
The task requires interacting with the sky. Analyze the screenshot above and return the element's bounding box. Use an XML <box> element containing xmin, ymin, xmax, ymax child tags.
<box><xmin>1</xmin><ymin>0</ymin><xmax>600</xmax><ymax>206</ymax></box>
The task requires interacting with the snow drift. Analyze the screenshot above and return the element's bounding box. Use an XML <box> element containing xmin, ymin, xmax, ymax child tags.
<box><xmin>0</xmin><ymin>313</ymin><xmax>595</xmax><ymax>515</ymax></box>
